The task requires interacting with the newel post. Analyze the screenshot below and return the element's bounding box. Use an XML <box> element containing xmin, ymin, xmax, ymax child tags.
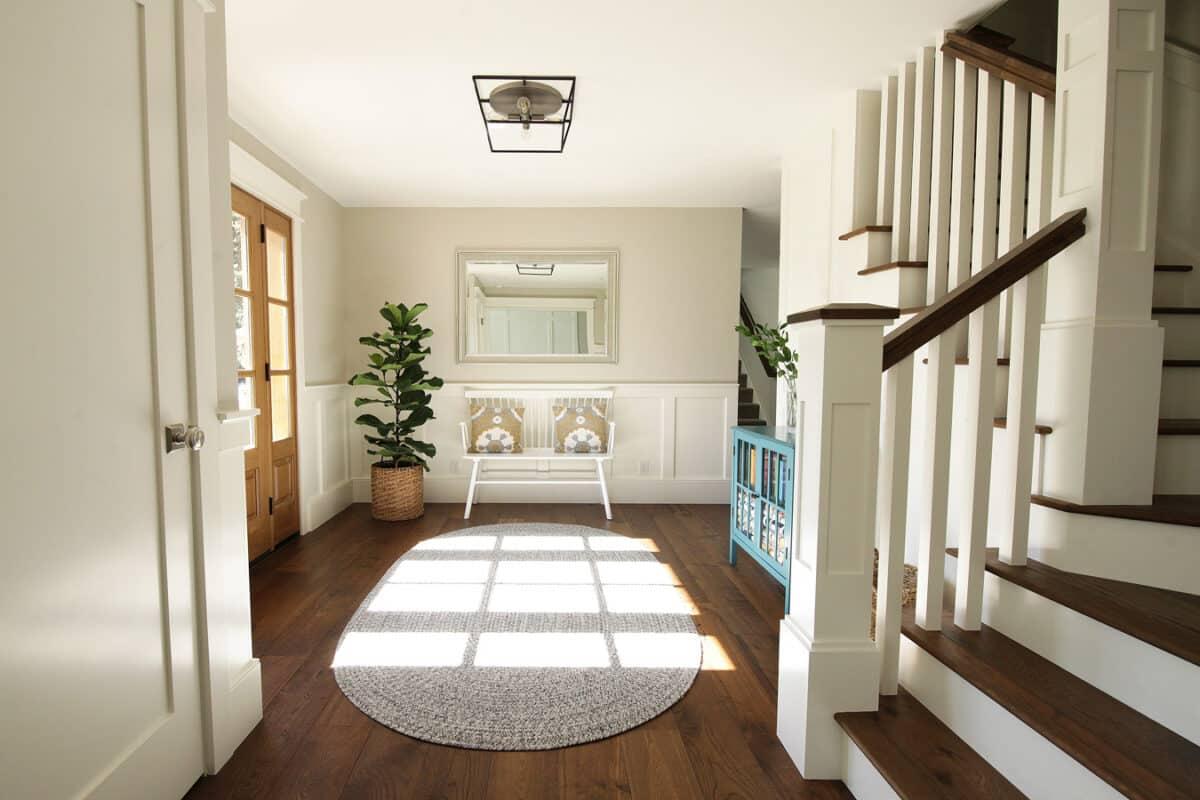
<box><xmin>776</xmin><ymin>303</ymin><xmax>899</xmax><ymax>779</ymax></box>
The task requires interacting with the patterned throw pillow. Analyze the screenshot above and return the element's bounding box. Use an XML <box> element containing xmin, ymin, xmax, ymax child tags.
<box><xmin>552</xmin><ymin>399</ymin><xmax>609</xmax><ymax>453</ymax></box>
<box><xmin>469</xmin><ymin>403</ymin><xmax>524</xmax><ymax>453</ymax></box>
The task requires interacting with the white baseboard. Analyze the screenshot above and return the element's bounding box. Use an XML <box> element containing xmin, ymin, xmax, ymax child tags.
<box><xmin>1029</xmin><ymin>503</ymin><xmax>1200</xmax><ymax>593</ymax></box>
<box><xmin>841</xmin><ymin>733</ymin><xmax>901</xmax><ymax>800</ymax></box>
<box><xmin>304</xmin><ymin>479</ymin><xmax>354</xmax><ymax>533</ymax></box>
<box><xmin>899</xmin><ymin>638</ymin><xmax>1121</xmax><ymax>800</ymax></box>
<box><xmin>350</xmin><ymin>475</ymin><xmax>729</xmax><ymax>505</ymax></box>
<box><xmin>945</xmin><ymin>551</ymin><xmax>1200</xmax><ymax>746</ymax></box>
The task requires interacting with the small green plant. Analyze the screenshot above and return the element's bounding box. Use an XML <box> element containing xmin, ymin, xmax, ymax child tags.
<box><xmin>735</xmin><ymin>320</ymin><xmax>798</xmax><ymax>384</ymax></box>
<box><xmin>736</xmin><ymin>319</ymin><xmax>800</xmax><ymax>426</ymax></box>
<box><xmin>349</xmin><ymin>302</ymin><xmax>444</xmax><ymax>470</ymax></box>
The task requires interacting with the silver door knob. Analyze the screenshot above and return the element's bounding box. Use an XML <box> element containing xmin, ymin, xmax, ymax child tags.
<box><xmin>165</xmin><ymin>423</ymin><xmax>206</xmax><ymax>453</ymax></box>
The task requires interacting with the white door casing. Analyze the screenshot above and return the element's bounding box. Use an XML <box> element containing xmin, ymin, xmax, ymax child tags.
<box><xmin>0</xmin><ymin>1</ymin><xmax>205</xmax><ymax>797</ymax></box>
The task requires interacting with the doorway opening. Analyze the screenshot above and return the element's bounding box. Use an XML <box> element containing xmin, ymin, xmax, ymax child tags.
<box><xmin>232</xmin><ymin>185</ymin><xmax>301</xmax><ymax>559</ymax></box>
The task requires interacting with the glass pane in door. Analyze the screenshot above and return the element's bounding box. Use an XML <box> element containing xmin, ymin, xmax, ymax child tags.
<box><xmin>234</xmin><ymin>294</ymin><xmax>253</xmax><ymax>370</ymax></box>
<box><xmin>268</xmin><ymin>302</ymin><xmax>290</xmax><ymax>369</ymax></box>
<box><xmin>232</xmin><ymin>212</ymin><xmax>250</xmax><ymax>290</ymax></box>
<box><xmin>271</xmin><ymin>374</ymin><xmax>292</xmax><ymax>441</ymax></box>
<box><xmin>266</xmin><ymin>228</ymin><xmax>288</xmax><ymax>300</ymax></box>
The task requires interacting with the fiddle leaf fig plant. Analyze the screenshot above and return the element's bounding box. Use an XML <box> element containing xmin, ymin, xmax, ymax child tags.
<box><xmin>349</xmin><ymin>302</ymin><xmax>444</xmax><ymax>470</ymax></box>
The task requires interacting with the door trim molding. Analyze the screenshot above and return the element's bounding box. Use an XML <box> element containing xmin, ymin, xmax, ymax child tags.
<box><xmin>228</xmin><ymin>144</ymin><xmax>317</xmax><ymax>536</ymax></box>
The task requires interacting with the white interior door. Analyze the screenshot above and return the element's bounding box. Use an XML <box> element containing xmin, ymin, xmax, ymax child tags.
<box><xmin>0</xmin><ymin>1</ymin><xmax>205</xmax><ymax>797</ymax></box>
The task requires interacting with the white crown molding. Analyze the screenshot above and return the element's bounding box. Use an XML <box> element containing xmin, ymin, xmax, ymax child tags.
<box><xmin>228</xmin><ymin>142</ymin><xmax>306</xmax><ymax>220</ymax></box>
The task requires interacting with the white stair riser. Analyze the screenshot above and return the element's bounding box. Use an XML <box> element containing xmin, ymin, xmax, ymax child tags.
<box><xmin>1160</xmin><ymin>366</ymin><xmax>1200</xmax><ymax>418</ymax></box>
<box><xmin>1155</xmin><ymin>314</ymin><xmax>1200</xmax><ymax>360</ymax></box>
<box><xmin>841</xmin><ymin>734</ymin><xmax>902</xmax><ymax>800</ymax></box>
<box><xmin>1153</xmin><ymin>271</ymin><xmax>1198</xmax><ymax>307</ymax></box>
<box><xmin>838</xmin><ymin>231</ymin><xmax>893</xmax><ymax>272</ymax></box>
<box><xmin>899</xmin><ymin>639</ymin><xmax>1123</xmax><ymax>800</ymax></box>
<box><xmin>1154</xmin><ymin>434</ymin><xmax>1200</xmax><ymax>494</ymax></box>
<box><xmin>945</xmin><ymin>552</ymin><xmax>1200</xmax><ymax>746</ymax></box>
<box><xmin>1028</xmin><ymin>502</ymin><xmax>1200</xmax><ymax>593</ymax></box>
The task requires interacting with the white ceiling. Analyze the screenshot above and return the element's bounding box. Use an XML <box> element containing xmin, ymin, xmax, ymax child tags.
<box><xmin>225</xmin><ymin>0</ymin><xmax>1000</xmax><ymax>209</ymax></box>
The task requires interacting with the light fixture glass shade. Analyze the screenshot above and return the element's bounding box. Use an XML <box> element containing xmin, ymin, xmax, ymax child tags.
<box><xmin>472</xmin><ymin>75</ymin><xmax>575</xmax><ymax>153</ymax></box>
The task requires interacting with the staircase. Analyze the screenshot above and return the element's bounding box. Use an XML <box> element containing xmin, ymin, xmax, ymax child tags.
<box><xmin>737</xmin><ymin>361</ymin><xmax>767</xmax><ymax>426</ymax></box>
<box><xmin>774</xmin><ymin>14</ymin><xmax>1200</xmax><ymax>799</ymax></box>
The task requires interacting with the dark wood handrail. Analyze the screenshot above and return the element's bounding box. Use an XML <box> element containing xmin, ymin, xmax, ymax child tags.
<box><xmin>881</xmin><ymin>209</ymin><xmax>1086</xmax><ymax>371</ymax></box>
<box><xmin>739</xmin><ymin>295</ymin><xmax>778</xmax><ymax>379</ymax></box>
<box><xmin>942</xmin><ymin>27</ymin><xmax>1056</xmax><ymax>99</ymax></box>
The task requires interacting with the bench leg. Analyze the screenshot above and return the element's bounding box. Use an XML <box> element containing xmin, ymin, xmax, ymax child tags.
<box><xmin>464</xmin><ymin>460</ymin><xmax>480</xmax><ymax>519</ymax></box>
<box><xmin>595</xmin><ymin>460</ymin><xmax>612</xmax><ymax>520</ymax></box>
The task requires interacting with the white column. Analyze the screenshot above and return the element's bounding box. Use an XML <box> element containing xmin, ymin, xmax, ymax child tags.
<box><xmin>1039</xmin><ymin>0</ymin><xmax>1166</xmax><ymax>504</ymax></box>
<box><xmin>777</xmin><ymin>303</ymin><xmax>897</xmax><ymax>779</ymax></box>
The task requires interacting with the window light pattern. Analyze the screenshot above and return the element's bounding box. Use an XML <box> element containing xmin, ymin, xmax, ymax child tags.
<box><xmin>332</xmin><ymin>523</ymin><xmax>708</xmax><ymax>750</ymax></box>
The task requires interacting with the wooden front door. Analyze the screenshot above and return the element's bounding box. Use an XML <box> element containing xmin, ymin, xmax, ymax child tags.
<box><xmin>232</xmin><ymin>186</ymin><xmax>301</xmax><ymax>559</ymax></box>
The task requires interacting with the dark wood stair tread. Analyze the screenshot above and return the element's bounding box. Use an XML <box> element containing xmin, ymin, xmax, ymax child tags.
<box><xmin>902</xmin><ymin>608</ymin><xmax>1200</xmax><ymax>800</ymax></box>
<box><xmin>1031</xmin><ymin>493</ymin><xmax>1200</xmax><ymax>528</ymax></box>
<box><xmin>946</xmin><ymin>547</ymin><xmax>1200</xmax><ymax>667</ymax></box>
<box><xmin>1153</xmin><ymin>306</ymin><xmax>1200</xmax><ymax>314</ymax></box>
<box><xmin>1164</xmin><ymin>359</ymin><xmax>1200</xmax><ymax>367</ymax></box>
<box><xmin>858</xmin><ymin>260</ymin><xmax>929</xmax><ymax>276</ymax></box>
<box><xmin>1159</xmin><ymin>418</ymin><xmax>1200</xmax><ymax>435</ymax></box>
<box><xmin>836</xmin><ymin>688</ymin><xmax>1024</xmax><ymax>799</ymax></box>
<box><xmin>838</xmin><ymin>224</ymin><xmax>893</xmax><ymax>241</ymax></box>
<box><xmin>993</xmin><ymin>417</ymin><xmax>1052</xmax><ymax>435</ymax></box>
<box><xmin>1155</xmin><ymin>264</ymin><xmax>1194</xmax><ymax>272</ymax></box>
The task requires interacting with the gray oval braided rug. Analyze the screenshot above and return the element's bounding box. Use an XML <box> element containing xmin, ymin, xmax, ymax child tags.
<box><xmin>332</xmin><ymin>522</ymin><xmax>701</xmax><ymax>750</ymax></box>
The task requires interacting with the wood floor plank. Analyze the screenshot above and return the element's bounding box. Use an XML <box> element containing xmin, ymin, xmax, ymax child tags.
<box><xmin>186</xmin><ymin>502</ymin><xmax>843</xmax><ymax>799</ymax></box>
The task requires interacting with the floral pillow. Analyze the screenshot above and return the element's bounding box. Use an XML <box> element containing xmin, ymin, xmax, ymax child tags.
<box><xmin>469</xmin><ymin>402</ymin><xmax>524</xmax><ymax>453</ymax></box>
<box><xmin>553</xmin><ymin>399</ymin><xmax>609</xmax><ymax>453</ymax></box>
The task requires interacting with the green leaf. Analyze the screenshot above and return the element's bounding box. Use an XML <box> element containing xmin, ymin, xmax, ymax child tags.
<box><xmin>349</xmin><ymin>372</ymin><xmax>386</xmax><ymax>387</ymax></box>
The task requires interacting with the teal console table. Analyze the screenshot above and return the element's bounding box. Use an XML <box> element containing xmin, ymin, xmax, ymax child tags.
<box><xmin>729</xmin><ymin>425</ymin><xmax>795</xmax><ymax>614</ymax></box>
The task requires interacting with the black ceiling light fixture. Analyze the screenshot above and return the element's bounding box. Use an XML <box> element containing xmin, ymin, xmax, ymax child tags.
<box><xmin>472</xmin><ymin>75</ymin><xmax>575</xmax><ymax>153</ymax></box>
<box><xmin>515</xmin><ymin>263</ymin><xmax>555</xmax><ymax>276</ymax></box>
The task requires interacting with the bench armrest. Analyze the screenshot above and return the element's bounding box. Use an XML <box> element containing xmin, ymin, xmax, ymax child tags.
<box><xmin>459</xmin><ymin>421</ymin><xmax>470</xmax><ymax>454</ymax></box>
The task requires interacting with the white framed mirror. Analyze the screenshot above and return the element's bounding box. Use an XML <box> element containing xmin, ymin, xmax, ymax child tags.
<box><xmin>456</xmin><ymin>250</ymin><xmax>618</xmax><ymax>363</ymax></box>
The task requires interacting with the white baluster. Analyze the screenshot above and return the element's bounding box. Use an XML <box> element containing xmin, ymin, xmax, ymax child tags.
<box><xmin>916</xmin><ymin>57</ymin><xmax>976</xmax><ymax>632</ymax></box>
<box><xmin>909</xmin><ymin>46</ymin><xmax>936</xmax><ymax>262</ymax></box>
<box><xmin>876</xmin><ymin>355</ymin><xmax>913</xmax><ymax>695</ymax></box>
<box><xmin>955</xmin><ymin>71</ymin><xmax>1003</xmax><ymax>632</ymax></box>
<box><xmin>891</xmin><ymin>62</ymin><xmax>917</xmax><ymax>261</ymax></box>
<box><xmin>877</xmin><ymin>75</ymin><xmax>898</xmax><ymax>225</ymax></box>
<box><xmin>997</xmin><ymin>83</ymin><xmax>1030</xmax><ymax>358</ymax></box>
<box><xmin>1000</xmin><ymin>94</ymin><xmax>1055</xmax><ymax>565</ymax></box>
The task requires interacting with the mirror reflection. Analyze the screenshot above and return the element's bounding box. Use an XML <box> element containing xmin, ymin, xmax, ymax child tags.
<box><xmin>459</xmin><ymin>252</ymin><xmax>617</xmax><ymax>362</ymax></box>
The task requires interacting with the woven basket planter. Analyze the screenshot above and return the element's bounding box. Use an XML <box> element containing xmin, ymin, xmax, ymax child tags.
<box><xmin>370</xmin><ymin>463</ymin><xmax>424</xmax><ymax>521</ymax></box>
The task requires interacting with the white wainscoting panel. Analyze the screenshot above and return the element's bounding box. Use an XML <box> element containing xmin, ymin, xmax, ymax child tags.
<box><xmin>345</xmin><ymin>383</ymin><xmax>737</xmax><ymax>505</ymax></box>
<box><xmin>301</xmin><ymin>383</ymin><xmax>354</xmax><ymax>532</ymax></box>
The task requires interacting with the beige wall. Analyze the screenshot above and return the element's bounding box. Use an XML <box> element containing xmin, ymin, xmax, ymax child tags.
<box><xmin>341</xmin><ymin>207</ymin><xmax>743</xmax><ymax>384</ymax></box>
<box><xmin>228</xmin><ymin>122</ymin><xmax>347</xmax><ymax>386</ymax></box>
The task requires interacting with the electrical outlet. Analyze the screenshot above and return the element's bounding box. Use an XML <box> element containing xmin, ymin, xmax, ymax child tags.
<box><xmin>639</xmin><ymin>460</ymin><xmax>651</xmax><ymax>475</ymax></box>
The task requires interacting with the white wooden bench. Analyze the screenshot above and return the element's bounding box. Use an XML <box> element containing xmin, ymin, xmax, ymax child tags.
<box><xmin>459</xmin><ymin>387</ymin><xmax>616</xmax><ymax>520</ymax></box>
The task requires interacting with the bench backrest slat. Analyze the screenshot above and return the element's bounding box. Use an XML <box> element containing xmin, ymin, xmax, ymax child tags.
<box><xmin>464</xmin><ymin>386</ymin><xmax>614</xmax><ymax>450</ymax></box>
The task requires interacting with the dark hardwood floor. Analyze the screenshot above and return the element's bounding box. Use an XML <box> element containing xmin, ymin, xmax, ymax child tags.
<box><xmin>185</xmin><ymin>502</ymin><xmax>850</xmax><ymax>800</ymax></box>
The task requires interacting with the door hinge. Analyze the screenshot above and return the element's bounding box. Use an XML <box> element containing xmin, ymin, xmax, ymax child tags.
<box><xmin>268</xmin><ymin>496</ymin><xmax>274</xmax><ymax>515</ymax></box>
<box><xmin>259</xmin><ymin>223</ymin><xmax>266</xmax><ymax>243</ymax></box>
<box><xmin>265</xmin><ymin>361</ymin><xmax>271</xmax><ymax>381</ymax></box>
